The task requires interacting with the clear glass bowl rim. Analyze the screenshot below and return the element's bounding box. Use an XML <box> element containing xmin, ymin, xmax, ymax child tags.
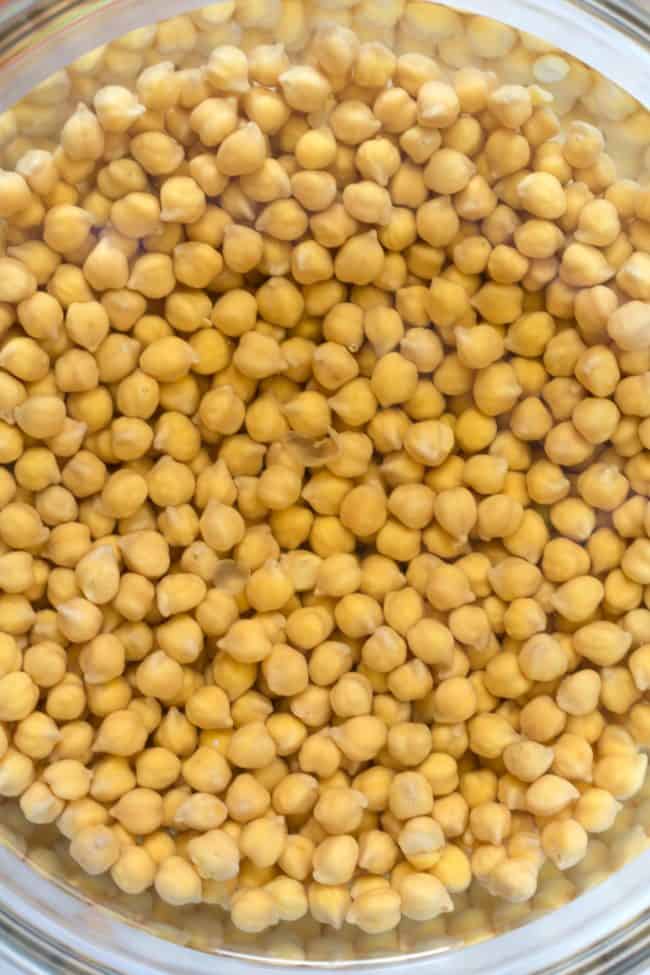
<box><xmin>0</xmin><ymin>0</ymin><xmax>648</xmax><ymax>972</ymax></box>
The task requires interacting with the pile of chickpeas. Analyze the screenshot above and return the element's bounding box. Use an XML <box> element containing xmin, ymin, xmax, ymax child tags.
<box><xmin>0</xmin><ymin>0</ymin><xmax>649</xmax><ymax>944</ymax></box>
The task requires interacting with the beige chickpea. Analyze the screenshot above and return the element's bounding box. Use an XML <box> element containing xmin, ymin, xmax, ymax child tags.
<box><xmin>343</xmin><ymin>180</ymin><xmax>393</xmax><ymax>226</ymax></box>
<box><xmin>70</xmin><ymin>825</ymin><xmax>120</xmax><ymax>876</ymax></box>
<box><xmin>24</xmin><ymin>641</ymin><xmax>65</xmax><ymax>688</ymax></box>
<box><xmin>562</xmin><ymin>120</ymin><xmax>605</xmax><ymax>168</ymax></box>
<box><xmin>574</xmin><ymin>788</ymin><xmax>622</xmax><ymax>833</ymax></box>
<box><xmin>594</xmin><ymin>753</ymin><xmax>648</xmax><ymax>800</ymax></box>
<box><xmin>94</xmin><ymin>710</ymin><xmax>147</xmax><ymax>757</ymax></box>
<box><xmin>416</xmin><ymin>80</ymin><xmax>460</xmax><ymax>129</ymax></box>
<box><xmin>312</xmin><ymin>834</ymin><xmax>359</xmax><ymax>886</ymax></box>
<box><xmin>388</xmin><ymin>771</ymin><xmax>434</xmax><ymax>820</ymax></box>
<box><xmin>20</xmin><ymin>781</ymin><xmax>64</xmax><ymax>824</ymax></box>
<box><xmin>42</xmin><ymin>205</ymin><xmax>94</xmax><ymax>263</ymax></box>
<box><xmin>277</xmin><ymin>65</ymin><xmax>330</xmax><ymax>112</ymax></box>
<box><xmin>560</xmin><ymin>243</ymin><xmax>615</xmax><ymax>289</ymax></box>
<box><xmin>154</xmin><ymin>856</ymin><xmax>202</xmax><ymax>907</ymax></box>
<box><xmin>608</xmin><ymin>301</ymin><xmax>650</xmax><ymax>353</ymax></box>
<box><xmin>526</xmin><ymin>775</ymin><xmax>580</xmax><ymax>817</ymax></box>
<box><xmin>333</xmin><ymin>230</ymin><xmax>385</xmax><ymax>286</ymax></box>
<box><xmin>130</xmin><ymin>130</ymin><xmax>184</xmax><ymax>176</ymax></box>
<box><xmin>555</xmin><ymin>670</ymin><xmax>602</xmax><ymax>717</ymax></box>
<box><xmin>551</xmin><ymin>576</ymin><xmax>604</xmax><ymax>622</ymax></box>
<box><xmin>110</xmin><ymin>846</ymin><xmax>156</xmax><ymax>896</ymax></box>
<box><xmin>552</xmin><ymin>733</ymin><xmax>595</xmax><ymax>783</ymax></box>
<box><xmin>0</xmin><ymin>9</ymin><xmax>647</xmax><ymax>933</ymax></box>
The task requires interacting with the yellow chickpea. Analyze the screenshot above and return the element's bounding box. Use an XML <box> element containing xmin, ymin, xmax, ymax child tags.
<box><xmin>0</xmin><ymin>9</ymin><xmax>648</xmax><ymax>935</ymax></box>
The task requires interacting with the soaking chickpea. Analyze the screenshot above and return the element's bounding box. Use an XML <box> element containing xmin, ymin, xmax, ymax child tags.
<box><xmin>0</xmin><ymin>5</ymin><xmax>647</xmax><ymax>931</ymax></box>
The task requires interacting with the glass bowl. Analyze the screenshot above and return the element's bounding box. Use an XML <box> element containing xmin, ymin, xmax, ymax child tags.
<box><xmin>0</xmin><ymin>1</ymin><xmax>648</xmax><ymax>972</ymax></box>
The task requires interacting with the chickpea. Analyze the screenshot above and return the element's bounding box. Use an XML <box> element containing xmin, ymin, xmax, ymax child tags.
<box><xmin>594</xmin><ymin>753</ymin><xmax>648</xmax><ymax>800</ymax></box>
<box><xmin>69</xmin><ymin>825</ymin><xmax>120</xmax><ymax>876</ymax></box>
<box><xmin>574</xmin><ymin>789</ymin><xmax>622</xmax><ymax>833</ymax></box>
<box><xmin>526</xmin><ymin>775</ymin><xmax>580</xmax><ymax>817</ymax></box>
<box><xmin>277</xmin><ymin>64</ymin><xmax>330</xmax><ymax>112</ymax></box>
<box><xmin>20</xmin><ymin>781</ymin><xmax>64</xmax><ymax>824</ymax></box>
<box><xmin>94</xmin><ymin>710</ymin><xmax>147</xmax><ymax>757</ymax></box>
<box><xmin>553</xmin><ymin>733</ymin><xmax>594</xmax><ymax>782</ymax></box>
<box><xmin>0</xmin><ymin>7</ymin><xmax>647</xmax><ymax>932</ymax></box>
<box><xmin>312</xmin><ymin>834</ymin><xmax>359</xmax><ymax>886</ymax></box>
<box><xmin>334</xmin><ymin>231</ymin><xmax>385</xmax><ymax>286</ymax></box>
<box><xmin>111</xmin><ymin>846</ymin><xmax>156</xmax><ymax>895</ymax></box>
<box><xmin>388</xmin><ymin>772</ymin><xmax>433</xmax><ymax>819</ymax></box>
<box><xmin>564</xmin><ymin>121</ymin><xmax>605</xmax><ymax>169</ymax></box>
<box><xmin>155</xmin><ymin>856</ymin><xmax>202</xmax><ymax>907</ymax></box>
